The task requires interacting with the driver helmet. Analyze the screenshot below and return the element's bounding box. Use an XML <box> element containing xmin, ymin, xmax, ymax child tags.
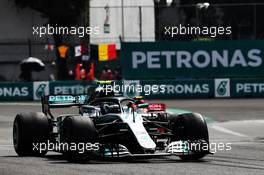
<box><xmin>134</xmin><ymin>96</ymin><xmax>145</xmax><ymax>105</ymax></box>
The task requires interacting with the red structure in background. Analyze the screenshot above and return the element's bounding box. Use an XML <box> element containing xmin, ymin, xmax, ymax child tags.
<box><xmin>75</xmin><ymin>63</ymin><xmax>94</xmax><ymax>81</ymax></box>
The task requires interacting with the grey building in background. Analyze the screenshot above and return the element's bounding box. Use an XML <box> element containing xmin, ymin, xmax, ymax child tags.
<box><xmin>0</xmin><ymin>0</ymin><xmax>56</xmax><ymax>81</ymax></box>
<box><xmin>90</xmin><ymin>0</ymin><xmax>155</xmax><ymax>49</ymax></box>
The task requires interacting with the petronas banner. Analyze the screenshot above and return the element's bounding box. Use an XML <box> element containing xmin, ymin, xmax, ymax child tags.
<box><xmin>0</xmin><ymin>82</ymin><xmax>33</xmax><ymax>100</ymax></box>
<box><xmin>136</xmin><ymin>79</ymin><xmax>214</xmax><ymax>98</ymax></box>
<box><xmin>231</xmin><ymin>79</ymin><xmax>264</xmax><ymax>97</ymax></box>
<box><xmin>2</xmin><ymin>79</ymin><xmax>264</xmax><ymax>101</ymax></box>
<box><xmin>121</xmin><ymin>40</ymin><xmax>264</xmax><ymax>79</ymax></box>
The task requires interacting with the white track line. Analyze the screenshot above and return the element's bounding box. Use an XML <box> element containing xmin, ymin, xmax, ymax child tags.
<box><xmin>209</xmin><ymin>124</ymin><xmax>249</xmax><ymax>137</ymax></box>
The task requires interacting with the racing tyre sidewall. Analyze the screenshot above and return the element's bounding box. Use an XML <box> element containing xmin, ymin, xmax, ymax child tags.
<box><xmin>169</xmin><ymin>113</ymin><xmax>209</xmax><ymax>161</ymax></box>
<box><xmin>61</xmin><ymin>116</ymin><xmax>98</xmax><ymax>162</ymax></box>
<box><xmin>13</xmin><ymin>112</ymin><xmax>50</xmax><ymax>156</ymax></box>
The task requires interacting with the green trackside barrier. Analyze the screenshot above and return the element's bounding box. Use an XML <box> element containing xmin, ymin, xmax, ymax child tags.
<box><xmin>33</xmin><ymin>80</ymin><xmax>123</xmax><ymax>100</ymax></box>
<box><xmin>138</xmin><ymin>79</ymin><xmax>215</xmax><ymax>99</ymax></box>
<box><xmin>33</xmin><ymin>81</ymin><xmax>97</xmax><ymax>100</ymax></box>
<box><xmin>121</xmin><ymin>40</ymin><xmax>264</xmax><ymax>79</ymax></box>
<box><xmin>0</xmin><ymin>82</ymin><xmax>33</xmax><ymax>101</ymax></box>
<box><xmin>2</xmin><ymin>79</ymin><xmax>264</xmax><ymax>101</ymax></box>
<box><xmin>230</xmin><ymin>78</ymin><xmax>264</xmax><ymax>98</ymax></box>
<box><xmin>49</xmin><ymin>81</ymin><xmax>97</xmax><ymax>95</ymax></box>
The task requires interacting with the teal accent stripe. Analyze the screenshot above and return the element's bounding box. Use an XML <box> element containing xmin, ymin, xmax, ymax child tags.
<box><xmin>167</xmin><ymin>108</ymin><xmax>192</xmax><ymax>115</ymax></box>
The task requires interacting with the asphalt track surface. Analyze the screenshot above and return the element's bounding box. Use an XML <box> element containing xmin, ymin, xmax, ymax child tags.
<box><xmin>0</xmin><ymin>99</ymin><xmax>263</xmax><ymax>175</ymax></box>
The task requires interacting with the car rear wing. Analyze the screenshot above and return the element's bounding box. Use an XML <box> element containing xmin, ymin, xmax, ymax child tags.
<box><xmin>41</xmin><ymin>94</ymin><xmax>89</xmax><ymax>116</ymax></box>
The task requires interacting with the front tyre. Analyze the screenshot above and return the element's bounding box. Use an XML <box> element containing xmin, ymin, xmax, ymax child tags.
<box><xmin>61</xmin><ymin>116</ymin><xmax>98</xmax><ymax>162</ymax></box>
<box><xmin>13</xmin><ymin>112</ymin><xmax>51</xmax><ymax>156</ymax></box>
<box><xmin>169</xmin><ymin>113</ymin><xmax>209</xmax><ymax>161</ymax></box>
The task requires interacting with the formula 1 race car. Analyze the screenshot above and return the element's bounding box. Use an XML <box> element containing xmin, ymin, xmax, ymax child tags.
<box><xmin>13</xmin><ymin>92</ymin><xmax>211</xmax><ymax>162</ymax></box>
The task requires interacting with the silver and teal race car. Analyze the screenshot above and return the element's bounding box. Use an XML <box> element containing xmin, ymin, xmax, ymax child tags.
<box><xmin>13</xmin><ymin>93</ymin><xmax>211</xmax><ymax>162</ymax></box>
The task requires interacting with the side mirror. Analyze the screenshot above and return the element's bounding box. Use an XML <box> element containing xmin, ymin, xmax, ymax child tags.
<box><xmin>127</xmin><ymin>102</ymin><xmax>134</xmax><ymax>108</ymax></box>
<box><xmin>108</xmin><ymin>104</ymin><xmax>120</xmax><ymax>113</ymax></box>
<box><xmin>80</xmin><ymin>105</ymin><xmax>99</xmax><ymax>117</ymax></box>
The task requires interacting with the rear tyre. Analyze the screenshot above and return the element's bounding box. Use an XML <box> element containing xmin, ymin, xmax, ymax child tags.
<box><xmin>61</xmin><ymin>116</ymin><xmax>98</xmax><ymax>162</ymax></box>
<box><xmin>13</xmin><ymin>112</ymin><xmax>50</xmax><ymax>156</ymax></box>
<box><xmin>169</xmin><ymin>113</ymin><xmax>209</xmax><ymax>161</ymax></box>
